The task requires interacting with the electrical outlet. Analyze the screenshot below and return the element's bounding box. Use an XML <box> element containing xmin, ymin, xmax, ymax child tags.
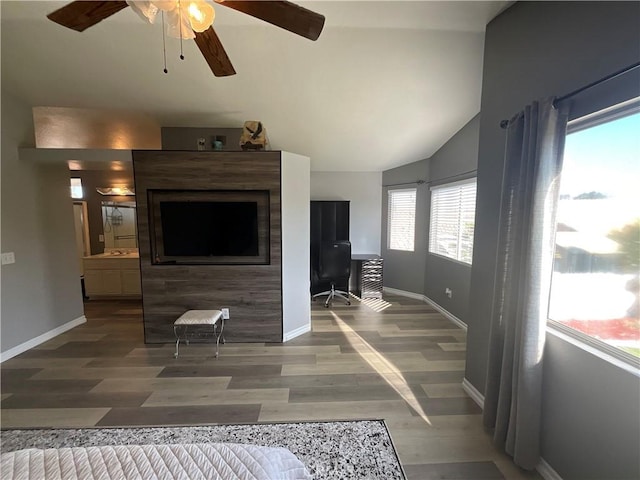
<box><xmin>221</xmin><ymin>308</ymin><xmax>230</xmax><ymax>320</ymax></box>
<box><xmin>99</xmin><ymin>234</ymin><xmax>105</xmax><ymax>242</ymax></box>
<box><xmin>445</xmin><ymin>288</ymin><xmax>453</xmax><ymax>299</ymax></box>
<box><xmin>1</xmin><ymin>252</ymin><xmax>16</xmax><ymax>265</ymax></box>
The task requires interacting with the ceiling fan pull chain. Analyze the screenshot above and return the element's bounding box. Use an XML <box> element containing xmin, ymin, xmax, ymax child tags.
<box><xmin>161</xmin><ymin>10</ymin><xmax>168</xmax><ymax>74</ymax></box>
<box><xmin>178</xmin><ymin>0</ymin><xmax>185</xmax><ymax>60</ymax></box>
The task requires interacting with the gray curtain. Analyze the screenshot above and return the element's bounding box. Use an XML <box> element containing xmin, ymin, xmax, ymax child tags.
<box><xmin>483</xmin><ymin>98</ymin><xmax>569</xmax><ymax>470</ymax></box>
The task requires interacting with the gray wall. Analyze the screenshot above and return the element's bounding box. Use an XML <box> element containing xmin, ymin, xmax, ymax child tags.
<box><xmin>467</xmin><ymin>2</ymin><xmax>640</xmax><ymax>478</ymax></box>
<box><xmin>1</xmin><ymin>91</ymin><xmax>84</xmax><ymax>354</ymax></box>
<box><xmin>423</xmin><ymin>115</ymin><xmax>479</xmax><ymax>321</ymax></box>
<box><xmin>71</xmin><ymin>169</ymin><xmax>135</xmax><ymax>255</ymax></box>
<box><xmin>542</xmin><ymin>335</ymin><xmax>640</xmax><ymax>479</ymax></box>
<box><xmin>380</xmin><ymin>115</ymin><xmax>479</xmax><ymax>323</ymax></box>
<box><xmin>311</xmin><ymin>172</ymin><xmax>382</xmax><ymax>255</ymax></box>
<box><xmin>381</xmin><ymin>159</ymin><xmax>429</xmax><ymax>294</ymax></box>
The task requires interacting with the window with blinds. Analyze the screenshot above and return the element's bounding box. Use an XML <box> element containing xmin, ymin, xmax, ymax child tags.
<box><xmin>429</xmin><ymin>179</ymin><xmax>477</xmax><ymax>264</ymax></box>
<box><xmin>388</xmin><ymin>188</ymin><xmax>417</xmax><ymax>251</ymax></box>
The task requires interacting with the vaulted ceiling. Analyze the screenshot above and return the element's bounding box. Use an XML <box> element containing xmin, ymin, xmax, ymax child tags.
<box><xmin>1</xmin><ymin>1</ymin><xmax>508</xmax><ymax>171</ymax></box>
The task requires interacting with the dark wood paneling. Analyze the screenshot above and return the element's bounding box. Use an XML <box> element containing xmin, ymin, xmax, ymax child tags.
<box><xmin>133</xmin><ymin>151</ymin><xmax>282</xmax><ymax>343</ymax></box>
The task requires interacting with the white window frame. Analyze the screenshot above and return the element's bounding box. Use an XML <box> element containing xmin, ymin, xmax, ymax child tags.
<box><xmin>428</xmin><ymin>178</ymin><xmax>477</xmax><ymax>265</ymax></box>
<box><xmin>546</xmin><ymin>97</ymin><xmax>640</xmax><ymax>374</ymax></box>
<box><xmin>70</xmin><ymin>178</ymin><xmax>83</xmax><ymax>199</ymax></box>
<box><xmin>387</xmin><ymin>188</ymin><xmax>417</xmax><ymax>252</ymax></box>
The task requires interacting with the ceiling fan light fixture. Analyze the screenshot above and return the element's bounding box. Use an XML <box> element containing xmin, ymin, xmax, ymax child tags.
<box><xmin>187</xmin><ymin>1</ymin><xmax>215</xmax><ymax>32</ymax></box>
<box><xmin>127</xmin><ymin>0</ymin><xmax>215</xmax><ymax>38</ymax></box>
<box><xmin>47</xmin><ymin>0</ymin><xmax>325</xmax><ymax>78</ymax></box>
<box><xmin>166</xmin><ymin>6</ymin><xmax>196</xmax><ymax>39</ymax></box>
<box><xmin>126</xmin><ymin>1</ymin><xmax>159</xmax><ymax>24</ymax></box>
<box><xmin>96</xmin><ymin>186</ymin><xmax>136</xmax><ymax>196</ymax></box>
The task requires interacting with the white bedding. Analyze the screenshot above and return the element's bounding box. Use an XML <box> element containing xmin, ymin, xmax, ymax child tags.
<box><xmin>1</xmin><ymin>443</ymin><xmax>312</xmax><ymax>480</ymax></box>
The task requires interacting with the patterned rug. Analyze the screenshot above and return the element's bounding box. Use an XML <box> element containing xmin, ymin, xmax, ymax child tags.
<box><xmin>1</xmin><ymin>419</ymin><xmax>405</xmax><ymax>479</ymax></box>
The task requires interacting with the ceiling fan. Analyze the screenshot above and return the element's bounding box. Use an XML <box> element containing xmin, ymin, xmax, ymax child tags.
<box><xmin>46</xmin><ymin>0</ymin><xmax>325</xmax><ymax>77</ymax></box>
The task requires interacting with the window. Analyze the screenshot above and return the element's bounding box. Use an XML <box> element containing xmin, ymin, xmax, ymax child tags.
<box><xmin>548</xmin><ymin>98</ymin><xmax>640</xmax><ymax>362</ymax></box>
<box><xmin>388</xmin><ymin>188</ymin><xmax>416</xmax><ymax>251</ymax></box>
<box><xmin>429</xmin><ymin>179</ymin><xmax>477</xmax><ymax>264</ymax></box>
<box><xmin>70</xmin><ymin>178</ymin><xmax>83</xmax><ymax>199</ymax></box>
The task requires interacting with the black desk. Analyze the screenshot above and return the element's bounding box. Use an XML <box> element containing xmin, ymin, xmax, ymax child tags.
<box><xmin>349</xmin><ymin>254</ymin><xmax>383</xmax><ymax>299</ymax></box>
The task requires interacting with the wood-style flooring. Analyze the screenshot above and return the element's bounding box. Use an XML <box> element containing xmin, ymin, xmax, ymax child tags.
<box><xmin>0</xmin><ymin>294</ymin><xmax>541</xmax><ymax>480</ymax></box>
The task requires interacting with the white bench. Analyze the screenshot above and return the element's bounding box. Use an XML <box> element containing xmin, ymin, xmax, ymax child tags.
<box><xmin>173</xmin><ymin>310</ymin><xmax>224</xmax><ymax>359</ymax></box>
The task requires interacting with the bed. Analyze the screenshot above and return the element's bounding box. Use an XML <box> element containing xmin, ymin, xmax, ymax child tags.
<box><xmin>1</xmin><ymin>442</ymin><xmax>311</xmax><ymax>479</ymax></box>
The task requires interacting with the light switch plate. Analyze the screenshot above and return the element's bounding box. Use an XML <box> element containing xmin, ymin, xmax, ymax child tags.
<box><xmin>1</xmin><ymin>252</ymin><xmax>16</xmax><ymax>265</ymax></box>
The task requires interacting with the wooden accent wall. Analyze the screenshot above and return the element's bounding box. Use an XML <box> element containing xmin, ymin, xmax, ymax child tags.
<box><xmin>133</xmin><ymin>151</ymin><xmax>282</xmax><ymax>343</ymax></box>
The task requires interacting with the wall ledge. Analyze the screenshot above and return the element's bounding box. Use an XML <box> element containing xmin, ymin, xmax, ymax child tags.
<box><xmin>0</xmin><ymin>315</ymin><xmax>87</xmax><ymax>362</ymax></box>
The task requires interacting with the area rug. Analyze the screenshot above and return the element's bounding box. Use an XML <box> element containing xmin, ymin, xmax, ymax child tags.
<box><xmin>0</xmin><ymin>419</ymin><xmax>405</xmax><ymax>479</ymax></box>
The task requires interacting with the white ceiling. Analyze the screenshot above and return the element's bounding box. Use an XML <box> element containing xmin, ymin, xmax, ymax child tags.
<box><xmin>1</xmin><ymin>1</ymin><xmax>508</xmax><ymax>171</ymax></box>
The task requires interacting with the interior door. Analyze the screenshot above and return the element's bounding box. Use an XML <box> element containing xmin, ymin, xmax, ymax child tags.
<box><xmin>73</xmin><ymin>202</ymin><xmax>90</xmax><ymax>275</ymax></box>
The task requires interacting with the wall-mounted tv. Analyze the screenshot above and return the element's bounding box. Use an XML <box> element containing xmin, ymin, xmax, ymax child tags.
<box><xmin>148</xmin><ymin>190</ymin><xmax>270</xmax><ymax>265</ymax></box>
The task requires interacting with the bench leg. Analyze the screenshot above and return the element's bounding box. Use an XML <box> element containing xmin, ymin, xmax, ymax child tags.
<box><xmin>174</xmin><ymin>325</ymin><xmax>186</xmax><ymax>358</ymax></box>
<box><xmin>215</xmin><ymin>319</ymin><xmax>225</xmax><ymax>359</ymax></box>
<box><xmin>173</xmin><ymin>320</ymin><xmax>222</xmax><ymax>359</ymax></box>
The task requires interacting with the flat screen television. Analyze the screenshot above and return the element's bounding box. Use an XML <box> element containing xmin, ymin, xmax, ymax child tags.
<box><xmin>148</xmin><ymin>190</ymin><xmax>270</xmax><ymax>265</ymax></box>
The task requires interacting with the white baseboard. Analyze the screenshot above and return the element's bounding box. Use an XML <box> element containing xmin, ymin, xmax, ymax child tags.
<box><xmin>383</xmin><ymin>286</ymin><xmax>424</xmax><ymax>301</ymax></box>
<box><xmin>386</xmin><ymin>287</ymin><xmax>563</xmax><ymax>480</ymax></box>
<box><xmin>462</xmin><ymin>378</ymin><xmax>485</xmax><ymax>408</ymax></box>
<box><xmin>537</xmin><ymin>458</ymin><xmax>563</xmax><ymax>480</ymax></box>
<box><xmin>283</xmin><ymin>323</ymin><xmax>311</xmax><ymax>342</ymax></box>
<box><xmin>422</xmin><ymin>295</ymin><xmax>467</xmax><ymax>331</ymax></box>
<box><xmin>0</xmin><ymin>315</ymin><xmax>86</xmax><ymax>363</ymax></box>
<box><xmin>382</xmin><ymin>287</ymin><xmax>467</xmax><ymax>331</ymax></box>
<box><xmin>460</xmin><ymin>379</ymin><xmax>562</xmax><ymax>480</ymax></box>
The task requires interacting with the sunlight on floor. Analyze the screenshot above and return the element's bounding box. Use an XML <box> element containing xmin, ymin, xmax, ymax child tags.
<box><xmin>331</xmin><ymin>312</ymin><xmax>431</xmax><ymax>425</ymax></box>
<box><xmin>349</xmin><ymin>293</ymin><xmax>393</xmax><ymax>312</ymax></box>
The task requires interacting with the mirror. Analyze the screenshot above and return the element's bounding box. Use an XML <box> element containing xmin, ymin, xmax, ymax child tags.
<box><xmin>101</xmin><ymin>201</ymin><xmax>138</xmax><ymax>249</ymax></box>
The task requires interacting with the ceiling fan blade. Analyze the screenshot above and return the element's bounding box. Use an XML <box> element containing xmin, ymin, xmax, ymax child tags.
<box><xmin>215</xmin><ymin>1</ymin><xmax>325</xmax><ymax>41</ymax></box>
<box><xmin>47</xmin><ymin>1</ymin><xmax>129</xmax><ymax>32</ymax></box>
<box><xmin>194</xmin><ymin>27</ymin><xmax>237</xmax><ymax>77</ymax></box>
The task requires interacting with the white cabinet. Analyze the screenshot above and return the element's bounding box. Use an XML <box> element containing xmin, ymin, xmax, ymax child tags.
<box><xmin>83</xmin><ymin>255</ymin><xmax>141</xmax><ymax>297</ymax></box>
<box><xmin>83</xmin><ymin>270</ymin><xmax>105</xmax><ymax>295</ymax></box>
<box><xmin>121</xmin><ymin>269</ymin><xmax>142</xmax><ymax>295</ymax></box>
<box><xmin>102</xmin><ymin>270</ymin><xmax>123</xmax><ymax>294</ymax></box>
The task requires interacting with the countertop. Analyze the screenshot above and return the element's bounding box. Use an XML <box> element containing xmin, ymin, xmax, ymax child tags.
<box><xmin>83</xmin><ymin>252</ymin><xmax>139</xmax><ymax>259</ymax></box>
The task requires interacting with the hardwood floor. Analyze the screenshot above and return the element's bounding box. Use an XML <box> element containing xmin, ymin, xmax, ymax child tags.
<box><xmin>0</xmin><ymin>294</ymin><xmax>541</xmax><ymax>479</ymax></box>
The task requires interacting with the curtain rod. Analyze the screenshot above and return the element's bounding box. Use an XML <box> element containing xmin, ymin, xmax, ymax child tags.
<box><xmin>382</xmin><ymin>180</ymin><xmax>426</xmax><ymax>187</ymax></box>
<box><xmin>383</xmin><ymin>169</ymin><xmax>477</xmax><ymax>188</ymax></box>
<box><xmin>427</xmin><ymin>169</ymin><xmax>477</xmax><ymax>185</ymax></box>
<box><xmin>499</xmin><ymin>61</ymin><xmax>640</xmax><ymax>129</ymax></box>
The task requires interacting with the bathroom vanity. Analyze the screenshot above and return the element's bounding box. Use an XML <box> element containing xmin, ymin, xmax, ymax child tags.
<box><xmin>83</xmin><ymin>250</ymin><xmax>141</xmax><ymax>297</ymax></box>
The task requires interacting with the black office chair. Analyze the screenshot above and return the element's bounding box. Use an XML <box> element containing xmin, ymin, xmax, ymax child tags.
<box><xmin>312</xmin><ymin>240</ymin><xmax>351</xmax><ymax>308</ymax></box>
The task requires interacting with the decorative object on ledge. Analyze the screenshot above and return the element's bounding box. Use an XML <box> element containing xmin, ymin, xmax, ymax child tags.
<box><xmin>212</xmin><ymin>135</ymin><xmax>226</xmax><ymax>150</ymax></box>
<box><xmin>240</xmin><ymin>121</ymin><xmax>270</xmax><ymax>151</ymax></box>
<box><xmin>96</xmin><ymin>186</ymin><xmax>135</xmax><ymax>196</ymax></box>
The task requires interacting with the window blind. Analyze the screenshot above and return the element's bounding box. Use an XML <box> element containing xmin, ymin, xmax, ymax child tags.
<box><xmin>429</xmin><ymin>179</ymin><xmax>477</xmax><ymax>264</ymax></box>
<box><xmin>388</xmin><ymin>188</ymin><xmax>417</xmax><ymax>251</ymax></box>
